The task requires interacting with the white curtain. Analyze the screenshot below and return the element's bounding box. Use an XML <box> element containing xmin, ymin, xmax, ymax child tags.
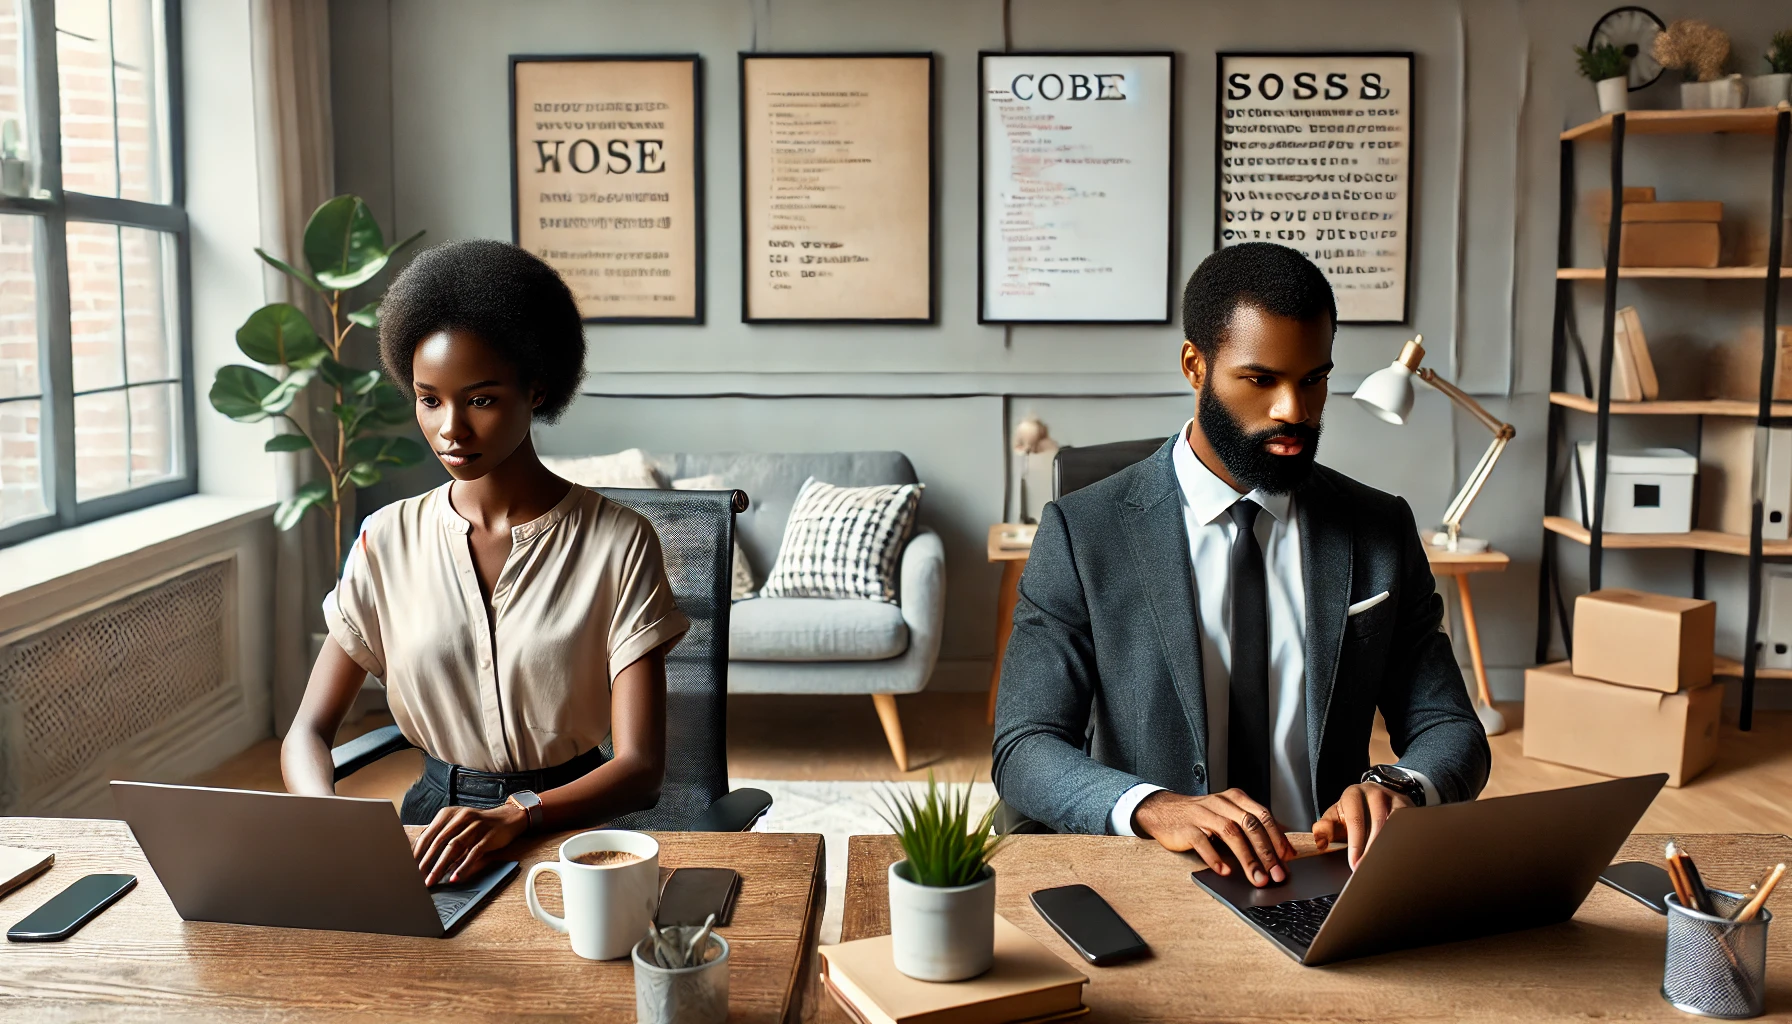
<box><xmin>250</xmin><ymin>0</ymin><xmax>336</xmax><ymax>734</ymax></box>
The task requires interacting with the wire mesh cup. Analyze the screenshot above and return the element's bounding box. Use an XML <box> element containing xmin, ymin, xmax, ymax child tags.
<box><xmin>1663</xmin><ymin>891</ymin><xmax>1772</xmax><ymax>1019</ymax></box>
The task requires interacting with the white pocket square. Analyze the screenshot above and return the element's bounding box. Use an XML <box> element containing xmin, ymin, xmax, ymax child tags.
<box><xmin>1347</xmin><ymin>591</ymin><xmax>1390</xmax><ymax>616</ymax></box>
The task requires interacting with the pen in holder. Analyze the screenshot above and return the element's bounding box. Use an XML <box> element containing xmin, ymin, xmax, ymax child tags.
<box><xmin>1663</xmin><ymin>891</ymin><xmax>1771</xmax><ymax>1019</ymax></box>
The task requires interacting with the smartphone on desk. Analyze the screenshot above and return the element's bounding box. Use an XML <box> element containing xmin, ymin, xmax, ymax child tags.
<box><xmin>658</xmin><ymin>867</ymin><xmax>740</xmax><ymax>928</ymax></box>
<box><xmin>1030</xmin><ymin>883</ymin><xmax>1148</xmax><ymax>965</ymax></box>
<box><xmin>7</xmin><ymin>873</ymin><xmax>135</xmax><ymax>941</ymax></box>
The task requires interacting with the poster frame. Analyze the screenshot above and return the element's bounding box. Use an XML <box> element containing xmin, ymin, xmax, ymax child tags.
<box><xmin>976</xmin><ymin>50</ymin><xmax>1177</xmax><ymax>326</ymax></box>
<box><xmin>738</xmin><ymin>51</ymin><xmax>937</xmax><ymax>325</ymax></box>
<box><xmin>509</xmin><ymin>53</ymin><xmax>706</xmax><ymax>325</ymax></box>
<box><xmin>1212</xmin><ymin>50</ymin><xmax>1415</xmax><ymax>325</ymax></box>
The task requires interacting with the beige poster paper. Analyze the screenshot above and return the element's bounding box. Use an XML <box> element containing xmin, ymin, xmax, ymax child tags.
<box><xmin>514</xmin><ymin>59</ymin><xmax>700</xmax><ymax>321</ymax></box>
<box><xmin>743</xmin><ymin>56</ymin><xmax>932</xmax><ymax>321</ymax></box>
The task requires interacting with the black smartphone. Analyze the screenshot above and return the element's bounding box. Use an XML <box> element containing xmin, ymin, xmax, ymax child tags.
<box><xmin>1029</xmin><ymin>884</ymin><xmax>1148</xmax><ymax>965</ymax></box>
<box><xmin>657</xmin><ymin>867</ymin><xmax>741</xmax><ymax>928</ymax></box>
<box><xmin>7</xmin><ymin>873</ymin><xmax>136</xmax><ymax>942</ymax></box>
<box><xmin>1599</xmin><ymin>861</ymin><xmax>1675</xmax><ymax>915</ymax></box>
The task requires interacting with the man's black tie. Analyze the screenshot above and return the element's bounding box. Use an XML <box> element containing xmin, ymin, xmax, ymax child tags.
<box><xmin>1226</xmin><ymin>500</ymin><xmax>1272</xmax><ymax>810</ymax></box>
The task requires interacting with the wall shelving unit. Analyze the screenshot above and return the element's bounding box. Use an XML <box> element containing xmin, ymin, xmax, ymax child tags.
<box><xmin>1536</xmin><ymin>106</ymin><xmax>1789</xmax><ymax>731</ymax></box>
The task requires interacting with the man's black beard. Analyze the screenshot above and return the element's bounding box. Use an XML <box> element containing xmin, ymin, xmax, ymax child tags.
<box><xmin>1196</xmin><ymin>381</ymin><xmax>1322</xmax><ymax>495</ymax></box>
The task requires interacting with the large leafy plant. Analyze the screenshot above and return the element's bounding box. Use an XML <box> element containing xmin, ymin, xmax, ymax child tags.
<box><xmin>209</xmin><ymin>195</ymin><xmax>427</xmax><ymax>570</ymax></box>
<box><xmin>876</xmin><ymin>773</ymin><xmax>1006</xmax><ymax>888</ymax></box>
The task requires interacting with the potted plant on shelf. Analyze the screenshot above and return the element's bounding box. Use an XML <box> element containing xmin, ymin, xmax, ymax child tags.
<box><xmin>1751</xmin><ymin>30</ymin><xmax>1792</xmax><ymax>107</ymax></box>
<box><xmin>1653</xmin><ymin>19</ymin><xmax>1740</xmax><ymax>109</ymax></box>
<box><xmin>209</xmin><ymin>195</ymin><xmax>427</xmax><ymax>571</ymax></box>
<box><xmin>876</xmin><ymin>774</ymin><xmax>1006</xmax><ymax>982</ymax></box>
<box><xmin>1575</xmin><ymin>43</ymin><xmax>1631</xmax><ymax>114</ymax></box>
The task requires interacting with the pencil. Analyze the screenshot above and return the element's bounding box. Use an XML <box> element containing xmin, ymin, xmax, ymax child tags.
<box><xmin>1734</xmin><ymin>863</ymin><xmax>1785</xmax><ymax>923</ymax></box>
<box><xmin>1676</xmin><ymin>846</ymin><xmax>1717</xmax><ymax>916</ymax></box>
<box><xmin>1665</xmin><ymin>843</ymin><xmax>1697</xmax><ymax>908</ymax></box>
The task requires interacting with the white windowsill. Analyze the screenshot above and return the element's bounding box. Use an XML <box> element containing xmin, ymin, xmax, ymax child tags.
<box><xmin>0</xmin><ymin>495</ymin><xmax>276</xmax><ymax>602</ymax></box>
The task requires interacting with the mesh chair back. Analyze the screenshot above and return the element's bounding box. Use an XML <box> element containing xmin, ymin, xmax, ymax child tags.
<box><xmin>1052</xmin><ymin>437</ymin><xmax>1166</xmax><ymax>499</ymax></box>
<box><xmin>594</xmin><ymin>487</ymin><xmax>743</xmax><ymax>831</ymax></box>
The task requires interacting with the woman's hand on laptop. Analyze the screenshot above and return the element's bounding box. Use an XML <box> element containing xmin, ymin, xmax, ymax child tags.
<box><xmin>413</xmin><ymin>804</ymin><xmax>529</xmax><ymax>886</ymax></box>
<box><xmin>1312</xmin><ymin>783</ymin><xmax>1413</xmax><ymax>870</ymax></box>
<box><xmin>1132</xmin><ymin>789</ymin><xmax>1297</xmax><ymax>887</ymax></box>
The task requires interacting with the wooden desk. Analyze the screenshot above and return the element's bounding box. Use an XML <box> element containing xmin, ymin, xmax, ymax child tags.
<box><xmin>0</xmin><ymin>817</ymin><xmax>825</xmax><ymax>1023</ymax></box>
<box><xmin>1425</xmin><ymin>544</ymin><xmax>1511</xmax><ymax>710</ymax></box>
<box><xmin>821</xmin><ymin>832</ymin><xmax>1792</xmax><ymax>1023</ymax></box>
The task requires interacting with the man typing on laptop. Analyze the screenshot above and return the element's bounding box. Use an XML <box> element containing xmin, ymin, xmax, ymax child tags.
<box><xmin>992</xmin><ymin>243</ymin><xmax>1491</xmax><ymax>886</ymax></box>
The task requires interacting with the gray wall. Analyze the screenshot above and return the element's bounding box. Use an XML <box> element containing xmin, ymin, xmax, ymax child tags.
<box><xmin>331</xmin><ymin>0</ymin><xmax>1792</xmax><ymax>700</ymax></box>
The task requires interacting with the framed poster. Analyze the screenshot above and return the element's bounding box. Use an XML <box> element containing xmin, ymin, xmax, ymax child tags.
<box><xmin>740</xmin><ymin>53</ymin><xmax>934</xmax><ymax>323</ymax></box>
<box><xmin>979</xmin><ymin>52</ymin><xmax>1175</xmax><ymax>325</ymax></box>
<box><xmin>510</xmin><ymin>55</ymin><xmax>704</xmax><ymax>324</ymax></box>
<box><xmin>1215</xmin><ymin>52</ymin><xmax>1413</xmax><ymax>324</ymax></box>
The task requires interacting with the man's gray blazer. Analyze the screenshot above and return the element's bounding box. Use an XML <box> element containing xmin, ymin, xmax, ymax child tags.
<box><xmin>991</xmin><ymin>436</ymin><xmax>1491</xmax><ymax>835</ymax></box>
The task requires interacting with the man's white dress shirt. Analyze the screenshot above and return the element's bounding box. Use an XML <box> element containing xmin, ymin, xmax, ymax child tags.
<box><xmin>1109</xmin><ymin>423</ymin><xmax>1436</xmax><ymax>835</ymax></box>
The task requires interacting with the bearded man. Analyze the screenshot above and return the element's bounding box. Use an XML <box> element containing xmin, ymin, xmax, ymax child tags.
<box><xmin>991</xmin><ymin>242</ymin><xmax>1490</xmax><ymax>888</ymax></box>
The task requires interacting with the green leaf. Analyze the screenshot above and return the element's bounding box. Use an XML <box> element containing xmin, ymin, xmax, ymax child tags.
<box><xmin>254</xmin><ymin>248</ymin><xmax>326</xmax><ymax>294</ymax></box>
<box><xmin>209</xmin><ymin>365</ymin><xmax>280</xmax><ymax>422</ymax></box>
<box><xmin>346</xmin><ymin>434</ymin><xmax>428</xmax><ymax>467</ymax></box>
<box><xmin>333</xmin><ymin>402</ymin><xmax>368</xmax><ymax>436</ymax></box>
<box><xmin>348</xmin><ymin>370</ymin><xmax>383</xmax><ymax>396</ymax></box>
<box><xmin>264</xmin><ymin>433</ymin><xmax>314</xmax><ymax>453</ymax></box>
<box><xmin>347</xmin><ymin>301</ymin><xmax>381</xmax><ymax>330</ymax></box>
<box><xmin>315</xmin><ymin>355</ymin><xmax>353</xmax><ymax>391</ymax></box>
<box><xmin>273</xmin><ymin>481</ymin><xmax>332</xmax><ymax>531</ymax></box>
<box><xmin>346</xmin><ymin>463</ymin><xmax>383</xmax><ymax>488</ymax></box>
<box><xmin>305</xmin><ymin>195</ymin><xmax>390</xmax><ymax>290</ymax></box>
<box><xmin>367</xmin><ymin>380</ymin><xmax>412</xmax><ymax>426</ymax></box>
<box><xmin>235</xmin><ymin>303</ymin><xmax>326</xmax><ymax>368</ymax></box>
<box><xmin>259</xmin><ymin>368</ymin><xmax>317</xmax><ymax>416</ymax></box>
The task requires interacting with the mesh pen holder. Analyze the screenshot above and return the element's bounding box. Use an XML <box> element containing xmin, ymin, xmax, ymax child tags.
<box><xmin>1663</xmin><ymin>891</ymin><xmax>1772</xmax><ymax>1019</ymax></box>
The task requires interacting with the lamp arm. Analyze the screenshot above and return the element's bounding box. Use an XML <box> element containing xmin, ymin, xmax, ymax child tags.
<box><xmin>1416</xmin><ymin>367</ymin><xmax>1514</xmax><ymax>439</ymax></box>
<box><xmin>1441</xmin><ymin>433</ymin><xmax>1511</xmax><ymax>532</ymax></box>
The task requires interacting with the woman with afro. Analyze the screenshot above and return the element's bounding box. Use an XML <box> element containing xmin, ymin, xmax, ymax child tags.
<box><xmin>280</xmin><ymin>239</ymin><xmax>687</xmax><ymax>886</ymax></box>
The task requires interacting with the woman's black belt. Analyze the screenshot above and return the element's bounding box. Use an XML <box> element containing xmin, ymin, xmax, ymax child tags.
<box><xmin>421</xmin><ymin>744</ymin><xmax>610</xmax><ymax>806</ymax></box>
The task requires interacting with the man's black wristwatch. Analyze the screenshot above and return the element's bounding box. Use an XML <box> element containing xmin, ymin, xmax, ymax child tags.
<box><xmin>1360</xmin><ymin>765</ymin><xmax>1426</xmax><ymax>806</ymax></box>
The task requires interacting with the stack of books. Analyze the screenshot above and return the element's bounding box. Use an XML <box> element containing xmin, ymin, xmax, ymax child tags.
<box><xmin>819</xmin><ymin>915</ymin><xmax>1089</xmax><ymax>1024</ymax></box>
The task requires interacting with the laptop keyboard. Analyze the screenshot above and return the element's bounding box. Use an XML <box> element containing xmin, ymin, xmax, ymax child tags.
<box><xmin>1242</xmin><ymin>893</ymin><xmax>1338</xmax><ymax>949</ymax></box>
<box><xmin>432</xmin><ymin>889</ymin><xmax>478</xmax><ymax>926</ymax></box>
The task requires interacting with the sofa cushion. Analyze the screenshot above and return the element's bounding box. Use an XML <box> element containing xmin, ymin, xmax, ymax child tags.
<box><xmin>729</xmin><ymin>597</ymin><xmax>909</xmax><ymax>662</ymax></box>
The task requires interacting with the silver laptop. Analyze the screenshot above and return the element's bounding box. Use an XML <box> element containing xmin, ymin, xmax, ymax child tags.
<box><xmin>112</xmin><ymin>781</ymin><xmax>518</xmax><ymax>938</ymax></box>
<box><xmin>1192</xmin><ymin>773</ymin><xmax>1667</xmax><ymax>965</ymax></box>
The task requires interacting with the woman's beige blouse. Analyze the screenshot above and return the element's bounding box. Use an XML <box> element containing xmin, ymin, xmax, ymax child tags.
<box><xmin>324</xmin><ymin>483</ymin><xmax>690</xmax><ymax>774</ymax></box>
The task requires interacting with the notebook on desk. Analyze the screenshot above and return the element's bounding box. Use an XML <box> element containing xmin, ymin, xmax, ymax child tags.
<box><xmin>820</xmin><ymin>914</ymin><xmax>1088</xmax><ymax>1024</ymax></box>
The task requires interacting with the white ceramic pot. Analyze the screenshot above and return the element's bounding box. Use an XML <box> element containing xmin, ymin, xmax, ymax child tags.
<box><xmin>887</xmin><ymin>861</ymin><xmax>996</xmax><ymax>982</ymax></box>
<box><xmin>1680</xmin><ymin>80</ymin><xmax>1709</xmax><ymax>109</ymax></box>
<box><xmin>1706</xmin><ymin>75</ymin><xmax>1747</xmax><ymax>109</ymax></box>
<box><xmin>1596</xmin><ymin>76</ymin><xmax>1628</xmax><ymax>114</ymax></box>
<box><xmin>1750</xmin><ymin>73</ymin><xmax>1791</xmax><ymax>108</ymax></box>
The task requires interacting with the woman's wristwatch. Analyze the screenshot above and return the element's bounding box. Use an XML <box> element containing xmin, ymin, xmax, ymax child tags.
<box><xmin>506</xmin><ymin>790</ymin><xmax>544</xmax><ymax>829</ymax></box>
<box><xmin>1360</xmin><ymin>765</ymin><xmax>1426</xmax><ymax>806</ymax></box>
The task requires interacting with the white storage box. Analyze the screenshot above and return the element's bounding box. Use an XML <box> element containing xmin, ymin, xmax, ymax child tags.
<box><xmin>1762</xmin><ymin>565</ymin><xmax>1792</xmax><ymax>669</ymax></box>
<box><xmin>1568</xmin><ymin>444</ymin><xmax>1696</xmax><ymax>533</ymax></box>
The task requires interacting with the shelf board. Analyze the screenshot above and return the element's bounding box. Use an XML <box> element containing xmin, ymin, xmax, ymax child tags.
<box><xmin>1562</xmin><ymin>107</ymin><xmax>1791</xmax><ymax>142</ymax></box>
<box><xmin>1713</xmin><ymin>655</ymin><xmax>1792</xmax><ymax>680</ymax></box>
<box><xmin>1556</xmin><ymin>266</ymin><xmax>1778</xmax><ymax>280</ymax></box>
<box><xmin>1548</xmin><ymin>392</ymin><xmax>1792</xmax><ymax>417</ymax></box>
<box><xmin>1542</xmin><ymin>515</ymin><xmax>1792</xmax><ymax>556</ymax></box>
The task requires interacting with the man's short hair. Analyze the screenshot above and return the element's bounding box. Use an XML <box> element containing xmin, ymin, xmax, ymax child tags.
<box><xmin>378</xmin><ymin>239</ymin><xmax>587</xmax><ymax>422</ymax></box>
<box><xmin>1181</xmin><ymin>242</ymin><xmax>1337</xmax><ymax>360</ymax></box>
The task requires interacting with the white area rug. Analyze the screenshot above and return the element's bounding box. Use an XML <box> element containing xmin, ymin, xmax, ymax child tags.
<box><xmin>735</xmin><ymin>779</ymin><xmax>999</xmax><ymax>945</ymax></box>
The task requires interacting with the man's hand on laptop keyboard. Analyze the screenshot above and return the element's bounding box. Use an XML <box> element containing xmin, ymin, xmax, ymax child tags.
<box><xmin>1133</xmin><ymin>789</ymin><xmax>1298</xmax><ymax>887</ymax></box>
<box><xmin>1312</xmin><ymin>783</ymin><xmax>1413</xmax><ymax>870</ymax></box>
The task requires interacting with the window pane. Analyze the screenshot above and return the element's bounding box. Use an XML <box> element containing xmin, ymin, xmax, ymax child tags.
<box><xmin>57</xmin><ymin>0</ymin><xmax>117</xmax><ymax>198</ymax></box>
<box><xmin>126</xmin><ymin>380</ymin><xmax>174</xmax><ymax>484</ymax></box>
<box><xmin>111</xmin><ymin>0</ymin><xmax>166</xmax><ymax>203</ymax></box>
<box><xmin>120</xmin><ymin>226</ymin><xmax>171</xmax><ymax>382</ymax></box>
<box><xmin>67</xmin><ymin>220</ymin><xmax>122</xmax><ymax>392</ymax></box>
<box><xmin>0</xmin><ymin>213</ymin><xmax>37</xmax><ymax>399</ymax></box>
<box><xmin>74</xmin><ymin>388</ymin><xmax>126</xmax><ymax>500</ymax></box>
<box><xmin>0</xmin><ymin>397</ymin><xmax>45</xmax><ymax>524</ymax></box>
<box><xmin>0</xmin><ymin>0</ymin><xmax>34</xmax><ymax>199</ymax></box>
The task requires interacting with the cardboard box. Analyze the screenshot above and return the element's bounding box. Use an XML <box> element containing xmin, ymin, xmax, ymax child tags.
<box><xmin>1621</xmin><ymin>201</ymin><xmax>1724</xmax><ymax>223</ymax></box>
<box><xmin>1705</xmin><ymin>326</ymin><xmax>1792</xmax><ymax>402</ymax></box>
<box><xmin>1618</xmin><ymin>221</ymin><xmax>1721</xmax><ymax>267</ymax></box>
<box><xmin>1699</xmin><ymin>419</ymin><xmax>1792</xmax><ymax>541</ymax></box>
<box><xmin>1572</xmin><ymin>588</ymin><xmax>1715</xmax><ymax>692</ymax></box>
<box><xmin>1523</xmin><ymin>662</ymin><xmax>1722</xmax><ymax>788</ymax></box>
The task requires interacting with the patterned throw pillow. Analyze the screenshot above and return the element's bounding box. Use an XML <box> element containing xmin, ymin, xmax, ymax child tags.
<box><xmin>759</xmin><ymin>478</ymin><xmax>922</xmax><ymax>603</ymax></box>
<box><xmin>671</xmin><ymin>474</ymin><xmax>758</xmax><ymax>601</ymax></box>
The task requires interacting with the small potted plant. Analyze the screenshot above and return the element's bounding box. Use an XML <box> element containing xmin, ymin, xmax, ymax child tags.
<box><xmin>1575</xmin><ymin>43</ymin><xmax>1631</xmax><ymax>114</ymax></box>
<box><xmin>1654</xmin><ymin>19</ymin><xmax>1739</xmax><ymax>109</ymax></box>
<box><xmin>877</xmin><ymin>774</ymin><xmax>1005</xmax><ymax>982</ymax></box>
<box><xmin>1751</xmin><ymin>30</ymin><xmax>1792</xmax><ymax>107</ymax></box>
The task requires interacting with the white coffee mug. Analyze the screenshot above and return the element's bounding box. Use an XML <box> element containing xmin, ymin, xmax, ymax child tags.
<box><xmin>525</xmin><ymin>830</ymin><xmax>660</xmax><ymax>960</ymax></box>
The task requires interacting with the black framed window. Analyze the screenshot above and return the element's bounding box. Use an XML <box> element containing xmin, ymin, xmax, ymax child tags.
<box><xmin>0</xmin><ymin>0</ymin><xmax>189</xmax><ymax>546</ymax></box>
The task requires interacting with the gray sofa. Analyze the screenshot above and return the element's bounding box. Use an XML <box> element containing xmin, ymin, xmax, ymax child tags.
<box><xmin>649</xmin><ymin>451</ymin><xmax>945</xmax><ymax>770</ymax></box>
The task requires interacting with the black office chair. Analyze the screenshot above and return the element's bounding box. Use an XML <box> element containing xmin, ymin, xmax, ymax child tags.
<box><xmin>994</xmin><ymin>436</ymin><xmax>1167</xmax><ymax>837</ymax></box>
<box><xmin>330</xmin><ymin>487</ymin><xmax>772</xmax><ymax>833</ymax></box>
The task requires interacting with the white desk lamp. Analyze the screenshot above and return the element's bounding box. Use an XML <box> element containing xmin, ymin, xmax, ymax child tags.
<box><xmin>1352</xmin><ymin>335</ymin><xmax>1516</xmax><ymax>555</ymax></box>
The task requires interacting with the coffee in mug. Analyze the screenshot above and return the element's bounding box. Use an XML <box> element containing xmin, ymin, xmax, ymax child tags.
<box><xmin>526</xmin><ymin>830</ymin><xmax>660</xmax><ymax>960</ymax></box>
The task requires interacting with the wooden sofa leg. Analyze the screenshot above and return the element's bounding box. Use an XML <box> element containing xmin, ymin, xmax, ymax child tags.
<box><xmin>871</xmin><ymin>693</ymin><xmax>910</xmax><ymax>772</ymax></box>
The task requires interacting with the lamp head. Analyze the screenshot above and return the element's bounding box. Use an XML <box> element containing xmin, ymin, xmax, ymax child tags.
<box><xmin>1352</xmin><ymin>335</ymin><xmax>1426</xmax><ymax>426</ymax></box>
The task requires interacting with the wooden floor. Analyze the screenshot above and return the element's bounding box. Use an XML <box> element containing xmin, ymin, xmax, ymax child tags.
<box><xmin>196</xmin><ymin>693</ymin><xmax>1792</xmax><ymax>836</ymax></box>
